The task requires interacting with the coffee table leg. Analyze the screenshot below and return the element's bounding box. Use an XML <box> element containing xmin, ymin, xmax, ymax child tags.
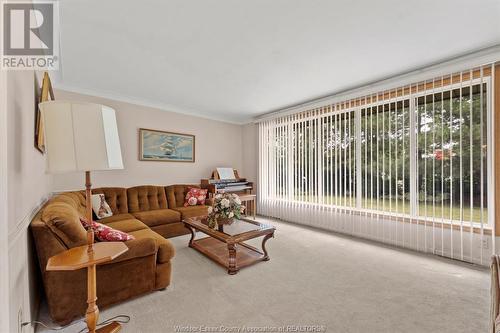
<box><xmin>262</xmin><ymin>233</ymin><xmax>273</xmax><ymax>261</ymax></box>
<box><xmin>227</xmin><ymin>243</ymin><xmax>238</xmax><ymax>275</ymax></box>
<box><xmin>186</xmin><ymin>225</ymin><xmax>196</xmax><ymax>247</ymax></box>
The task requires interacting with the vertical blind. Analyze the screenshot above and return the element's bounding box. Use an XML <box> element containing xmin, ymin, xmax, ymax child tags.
<box><xmin>258</xmin><ymin>64</ymin><xmax>495</xmax><ymax>265</ymax></box>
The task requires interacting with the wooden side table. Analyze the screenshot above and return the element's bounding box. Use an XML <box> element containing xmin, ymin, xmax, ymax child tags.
<box><xmin>239</xmin><ymin>194</ymin><xmax>257</xmax><ymax>220</ymax></box>
<box><xmin>46</xmin><ymin>242</ymin><xmax>128</xmax><ymax>333</ymax></box>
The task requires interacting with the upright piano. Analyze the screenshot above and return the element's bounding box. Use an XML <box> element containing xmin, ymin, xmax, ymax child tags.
<box><xmin>201</xmin><ymin>169</ymin><xmax>256</xmax><ymax>218</ymax></box>
<box><xmin>201</xmin><ymin>169</ymin><xmax>253</xmax><ymax>196</ymax></box>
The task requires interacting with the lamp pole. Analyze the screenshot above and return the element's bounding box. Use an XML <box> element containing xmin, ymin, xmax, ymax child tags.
<box><xmin>85</xmin><ymin>171</ymin><xmax>95</xmax><ymax>253</ymax></box>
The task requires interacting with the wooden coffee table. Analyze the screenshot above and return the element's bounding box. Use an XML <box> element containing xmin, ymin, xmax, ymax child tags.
<box><xmin>183</xmin><ymin>216</ymin><xmax>275</xmax><ymax>275</ymax></box>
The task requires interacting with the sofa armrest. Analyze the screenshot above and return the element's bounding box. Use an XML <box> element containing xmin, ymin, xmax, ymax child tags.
<box><xmin>105</xmin><ymin>238</ymin><xmax>157</xmax><ymax>265</ymax></box>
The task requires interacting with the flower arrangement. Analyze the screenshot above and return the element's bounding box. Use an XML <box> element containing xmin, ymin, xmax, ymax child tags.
<box><xmin>207</xmin><ymin>193</ymin><xmax>245</xmax><ymax>229</ymax></box>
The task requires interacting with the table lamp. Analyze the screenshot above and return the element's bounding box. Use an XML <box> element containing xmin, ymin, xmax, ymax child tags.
<box><xmin>40</xmin><ymin>101</ymin><xmax>127</xmax><ymax>333</ymax></box>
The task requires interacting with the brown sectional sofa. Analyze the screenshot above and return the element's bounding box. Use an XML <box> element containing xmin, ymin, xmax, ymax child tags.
<box><xmin>31</xmin><ymin>184</ymin><xmax>209</xmax><ymax>325</ymax></box>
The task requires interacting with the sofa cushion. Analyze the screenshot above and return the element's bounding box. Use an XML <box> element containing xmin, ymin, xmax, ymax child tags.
<box><xmin>41</xmin><ymin>202</ymin><xmax>87</xmax><ymax>248</ymax></box>
<box><xmin>107</xmin><ymin>237</ymin><xmax>157</xmax><ymax>264</ymax></box>
<box><xmin>132</xmin><ymin>209</ymin><xmax>181</xmax><ymax>227</ymax></box>
<box><xmin>150</xmin><ymin>223</ymin><xmax>189</xmax><ymax>239</ymax></box>
<box><xmin>166</xmin><ymin>184</ymin><xmax>200</xmax><ymax>208</ymax></box>
<box><xmin>172</xmin><ymin>206</ymin><xmax>209</xmax><ymax>220</ymax></box>
<box><xmin>127</xmin><ymin>186</ymin><xmax>168</xmax><ymax>212</ymax></box>
<box><xmin>99</xmin><ymin>213</ymin><xmax>135</xmax><ymax>224</ymax></box>
<box><xmin>129</xmin><ymin>228</ymin><xmax>175</xmax><ymax>263</ymax></box>
<box><xmin>104</xmin><ymin>219</ymin><xmax>149</xmax><ymax>233</ymax></box>
<box><xmin>49</xmin><ymin>192</ymin><xmax>87</xmax><ymax>217</ymax></box>
<box><xmin>93</xmin><ymin>187</ymin><xmax>129</xmax><ymax>214</ymax></box>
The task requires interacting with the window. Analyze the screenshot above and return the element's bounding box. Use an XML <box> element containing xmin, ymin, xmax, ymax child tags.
<box><xmin>260</xmin><ymin>70</ymin><xmax>491</xmax><ymax>224</ymax></box>
<box><xmin>259</xmin><ymin>65</ymin><xmax>495</xmax><ymax>265</ymax></box>
<box><xmin>361</xmin><ymin>98</ymin><xmax>411</xmax><ymax>215</ymax></box>
<box><xmin>323</xmin><ymin>110</ymin><xmax>357</xmax><ymax>209</ymax></box>
<box><xmin>416</xmin><ymin>82</ymin><xmax>488</xmax><ymax>224</ymax></box>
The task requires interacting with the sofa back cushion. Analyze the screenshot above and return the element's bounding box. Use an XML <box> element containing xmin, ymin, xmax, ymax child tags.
<box><xmin>165</xmin><ymin>184</ymin><xmax>200</xmax><ymax>208</ymax></box>
<box><xmin>41</xmin><ymin>200</ymin><xmax>87</xmax><ymax>248</ymax></box>
<box><xmin>93</xmin><ymin>187</ymin><xmax>128</xmax><ymax>214</ymax></box>
<box><xmin>127</xmin><ymin>186</ymin><xmax>168</xmax><ymax>212</ymax></box>
<box><xmin>49</xmin><ymin>191</ymin><xmax>87</xmax><ymax>217</ymax></box>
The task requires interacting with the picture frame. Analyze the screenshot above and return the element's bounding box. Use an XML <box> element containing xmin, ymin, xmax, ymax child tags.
<box><xmin>139</xmin><ymin>128</ymin><xmax>195</xmax><ymax>162</ymax></box>
<box><xmin>34</xmin><ymin>72</ymin><xmax>55</xmax><ymax>154</ymax></box>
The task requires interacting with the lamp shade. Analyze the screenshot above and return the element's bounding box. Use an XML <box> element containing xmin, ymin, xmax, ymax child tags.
<box><xmin>39</xmin><ymin>101</ymin><xmax>124</xmax><ymax>173</ymax></box>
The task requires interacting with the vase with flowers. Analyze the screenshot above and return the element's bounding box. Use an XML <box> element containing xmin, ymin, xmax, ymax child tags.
<box><xmin>207</xmin><ymin>193</ymin><xmax>245</xmax><ymax>230</ymax></box>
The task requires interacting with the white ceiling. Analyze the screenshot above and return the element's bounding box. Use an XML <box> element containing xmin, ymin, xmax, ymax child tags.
<box><xmin>55</xmin><ymin>0</ymin><xmax>500</xmax><ymax>124</ymax></box>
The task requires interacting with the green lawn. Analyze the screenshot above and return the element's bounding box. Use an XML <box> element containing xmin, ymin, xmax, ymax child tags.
<box><xmin>285</xmin><ymin>194</ymin><xmax>486</xmax><ymax>223</ymax></box>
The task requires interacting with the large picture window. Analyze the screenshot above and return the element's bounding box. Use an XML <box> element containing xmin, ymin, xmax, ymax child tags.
<box><xmin>361</xmin><ymin>98</ymin><xmax>411</xmax><ymax>215</ymax></box>
<box><xmin>259</xmin><ymin>65</ymin><xmax>494</xmax><ymax>263</ymax></box>
<box><xmin>415</xmin><ymin>82</ymin><xmax>488</xmax><ymax>224</ymax></box>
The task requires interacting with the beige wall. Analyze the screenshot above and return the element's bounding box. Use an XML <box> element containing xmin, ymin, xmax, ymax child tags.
<box><xmin>7</xmin><ymin>72</ymin><xmax>52</xmax><ymax>229</ymax></box>
<box><xmin>52</xmin><ymin>90</ymin><xmax>246</xmax><ymax>191</ymax></box>
<box><xmin>241</xmin><ymin>123</ymin><xmax>258</xmax><ymax>193</ymax></box>
<box><xmin>0</xmin><ymin>65</ymin><xmax>9</xmax><ymax>332</ymax></box>
<box><xmin>5</xmin><ymin>71</ymin><xmax>53</xmax><ymax>333</ymax></box>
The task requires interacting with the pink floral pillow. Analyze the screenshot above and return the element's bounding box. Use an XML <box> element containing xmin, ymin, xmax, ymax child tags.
<box><xmin>184</xmin><ymin>187</ymin><xmax>208</xmax><ymax>207</ymax></box>
<box><xmin>80</xmin><ymin>218</ymin><xmax>134</xmax><ymax>242</ymax></box>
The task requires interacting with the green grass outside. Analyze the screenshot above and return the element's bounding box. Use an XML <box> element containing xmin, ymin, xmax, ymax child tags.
<box><xmin>284</xmin><ymin>194</ymin><xmax>486</xmax><ymax>223</ymax></box>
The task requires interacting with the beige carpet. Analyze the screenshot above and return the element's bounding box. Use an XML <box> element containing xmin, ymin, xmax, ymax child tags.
<box><xmin>37</xmin><ymin>217</ymin><xmax>490</xmax><ymax>333</ymax></box>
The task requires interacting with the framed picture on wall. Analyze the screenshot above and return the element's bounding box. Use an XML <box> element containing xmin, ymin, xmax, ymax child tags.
<box><xmin>139</xmin><ymin>128</ymin><xmax>195</xmax><ymax>162</ymax></box>
<box><xmin>34</xmin><ymin>72</ymin><xmax>55</xmax><ymax>154</ymax></box>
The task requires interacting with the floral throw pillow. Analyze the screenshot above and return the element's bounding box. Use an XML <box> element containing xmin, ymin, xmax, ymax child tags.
<box><xmin>80</xmin><ymin>218</ymin><xmax>134</xmax><ymax>242</ymax></box>
<box><xmin>184</xmin><ymin>187</ymin><xmax>208</xmax><ymax>207</ymax></box>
